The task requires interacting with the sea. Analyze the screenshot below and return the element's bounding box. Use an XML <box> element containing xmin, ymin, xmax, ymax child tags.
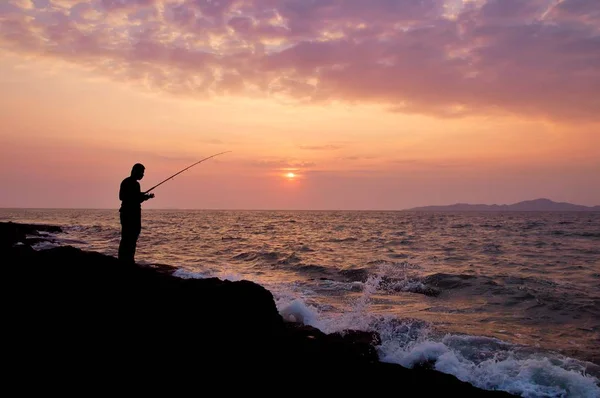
<box><xmin>2</xmin><ymin>208</ymin><xmax>599</xmax><ymax>397</ymax></box>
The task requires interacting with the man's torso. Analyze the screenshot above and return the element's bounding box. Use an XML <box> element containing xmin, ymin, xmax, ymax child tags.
<box><xmin>119</xmin><ymin>176</ymin><xmax>141</xmax><ymax>213</ymax></box>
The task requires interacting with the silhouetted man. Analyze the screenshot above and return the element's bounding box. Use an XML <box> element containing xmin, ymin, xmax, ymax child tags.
<box><xmin>118</xmin><ymin>163</ymin><xmax>154</xmax><ymax>264</ymax></box>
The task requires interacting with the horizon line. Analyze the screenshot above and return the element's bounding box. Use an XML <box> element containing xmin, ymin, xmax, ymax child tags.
<box><xmin>1</xmin><ymin>198</ymin><xmax>599</xmax><ymax>212</ymax></box>
<box><xmin>1</xmin><ymin>208</ymin><xmax>599</xmax><ymax>212</ymax></box>
<box><xmin>0</xmin><ymin>207</ymin><xmax>418</xmax><ymax>211</ymax></box>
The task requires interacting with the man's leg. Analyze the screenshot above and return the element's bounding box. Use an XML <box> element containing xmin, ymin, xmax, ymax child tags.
<box><xmin>130</xmin><ymin>220</ymin><xmax>141</xmax><ymax>263</ymax></box>
<box><xmin>119</xmin><ymin>213</ymin><xmax>138</xmax><ymax>264</ymax></box>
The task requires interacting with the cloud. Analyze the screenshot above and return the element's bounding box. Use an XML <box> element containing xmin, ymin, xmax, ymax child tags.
<box><xmin>392</xmin><ymin>157</ymin><xmax>473</xmax><ymax>169</ymax></box>
<box><xmin>8</xmin><ymin>0</ymin><xmax>34</xmax><ymax>9</ymax></box>
<box><xmin>338</xmin><ymin>154</ymin><xmax>379</xmax><ymax>160</ymax></box>
<box><xmin>247</xmin><ymin>158</ymin><xmax>317</xmax><ymax>169</ymax></box>
<box><xmin>298</xmin><ymin>144</ymin><xmax>342</xmax><ymax>150</ymax></box>
<box><xmin>0</xmin><ymin>0</ymin><xmax>598</xmax><ymax>121</ymax></box>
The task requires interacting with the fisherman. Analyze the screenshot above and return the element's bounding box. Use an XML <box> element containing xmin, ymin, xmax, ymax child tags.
<box><xmin>117</xmin><ymin>152</ymin><xmax>229</xmax><ymax>264</ymax></box>
<box><xmin>118</xmin><ymin>163</ymin><xmax>154</xmax><ymax>264</ymax></box>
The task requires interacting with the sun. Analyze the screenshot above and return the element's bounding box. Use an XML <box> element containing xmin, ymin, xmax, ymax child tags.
<box><xmin>286</xmin><ymin>172</ymin><xmax>296</xmax><ymax>179</ymax></box>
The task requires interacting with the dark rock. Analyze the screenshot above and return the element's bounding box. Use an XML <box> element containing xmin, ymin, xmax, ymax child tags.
<box><xmin>0</xmin><ymin>221</ymin><xmax>61</xmax><ymax>249</ymax></box>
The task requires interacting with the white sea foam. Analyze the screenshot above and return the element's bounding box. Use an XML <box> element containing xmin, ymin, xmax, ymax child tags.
<box><xmin>278</xmin><ymin>299</ymin><xmax>321</xmax><ymax>325</ymax></box>
<box><xmin>31</xmin><ymin>241</ymin><xmax>60</xmax><ymax>251</ymax></box>
<box><xmin>173</xmin><ymin>267</ymin><xmax>243</xmax><ymax>282</ymax></box>
<box><xmin>172</xmin><ymin>269</ymin><xmax>208</xmax><ymax>279</ymax></box>
<box><xmin>379</xmin><ymin>334</ymin><xmax>600</xmax><ymax>398</ymax></box>
<box><xmin>278</xmin><ymin>290</ymin><xmax>600</xmax><ymax>397</ymax></box>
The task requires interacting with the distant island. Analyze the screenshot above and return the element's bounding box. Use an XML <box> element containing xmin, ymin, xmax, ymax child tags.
<box><xmin>407</xmin><ymin>198</ymin><xmax>600</xmax><ymax>212</ymax></box>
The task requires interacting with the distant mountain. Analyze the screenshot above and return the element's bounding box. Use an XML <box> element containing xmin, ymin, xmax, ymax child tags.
<box><xmin>407</xmin><ymin>198</ymin><xmax>600</xmax><ymax>212</ymax></box>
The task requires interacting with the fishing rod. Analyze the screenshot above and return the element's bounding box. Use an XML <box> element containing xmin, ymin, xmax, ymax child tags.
<box><xmin>144</xmin><ymin>151</ymin><xmax>231</xmax><ymax>194</ymax></box>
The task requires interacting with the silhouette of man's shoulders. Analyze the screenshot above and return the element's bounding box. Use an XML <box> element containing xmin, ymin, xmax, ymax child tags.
<box><xmin>121</xmin><ymin>176</ymin><xmax>139</xmax><ymax>186</ymax></box>
<box><xmin>120</xmin><ymin>176</ymin><xmax>140</xmax><ymax>192</ymax></box>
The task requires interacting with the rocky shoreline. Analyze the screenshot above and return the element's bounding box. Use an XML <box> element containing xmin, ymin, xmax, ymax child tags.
<box><xmin>2</xmin><ymin>221</ymin><xmax>514</xmax><ymax>395</ymax></box>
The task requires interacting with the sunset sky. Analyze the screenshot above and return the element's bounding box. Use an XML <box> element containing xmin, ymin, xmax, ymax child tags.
<box><xmin>1</xmin><ymin>0</ymin><xmax>598</xmax><ymax>210</ymax></box>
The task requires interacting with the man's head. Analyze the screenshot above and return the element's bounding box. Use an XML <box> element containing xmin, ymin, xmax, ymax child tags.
<box><xmin>131</xmin><ymin>163</ymin><xmax>145</xmax><ymax>180</ymax></box>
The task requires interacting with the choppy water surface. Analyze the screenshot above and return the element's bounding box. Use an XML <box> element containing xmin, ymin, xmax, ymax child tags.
<box><xmin>3</xmin><ymin>209</ymin><xmax>599</xmax><ymax>397</ymax></box>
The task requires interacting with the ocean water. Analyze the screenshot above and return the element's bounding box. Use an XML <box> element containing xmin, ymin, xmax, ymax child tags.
<box><xmin>3</xmin><ymin>208</ymin><xmax>599</xmax><ymax>397</ymax></box>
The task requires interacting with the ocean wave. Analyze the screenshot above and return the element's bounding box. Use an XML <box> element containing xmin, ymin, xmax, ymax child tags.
<box><xmin>575</xmin><ymin>232</ymin><xmax>600</xmax><ymax>238</ymax></box>
<box><xmin>221</xmin><ymin>235</ymin><xmax>246</xmax><ymax>241</ymax></box>
<box><xmin>338</xmin><ymin>267</ymin><xmax>370</xmax><ymax>282</ymax></box>
<box><xmin>384</xmin><ymin>239</ymin><xmax>414</xmax><ymax>246</ymax></box>
<box><xmin>480</xmin><ymin>224</ymin><xmax>505</xmax><ymax>229</ymax></box>
<box><xmin>523</xmin><ymin>222</ymin><xmax>547</xmax><ymax>230</ymax></box>
<box><xmin>380</xmin><ymin>276</ymin><xmax>438</xmax><ymax>296</ymax></box>
<box><xmin>232</xmin><ymin>250</ymin><xmax>281</xmax><ymax>262</ymax></box>
<box><xmin>451</xmin><ymin>223</ymin><xmax>473</xmax><ymax>229</ymax></box>
<box><xmin>423</xmin><ymin>273</ymin><xmax>479</xmax><ymax>290</ymax></box>
<box><xmin>278</xmin><ymin>292</ymin><xmax>600</xmax><ymax>397</ymax></box>
<box><xmin>380</xmin><ymin>332</ymin><xmax>600</xmax><ymax>398</ymax></box>
<box><xmin>296</xmin><ymin>244</ymin><xmax>315</xmax><ymax>252</ymax></box>
<box><xmin>277</xmin><ymin>252</ymin><xmax>302</xmax><ymax>265</ymax></box>
<box><xmin>324</xmin><ymin>237</ymin><xmax>359</xmax><ymax>243</ymax></box>
<box><xmin>295</xmin><ymin>263</ymin><xmax>329</xmax><ymax>274</ymax></box>
<box><xmin>482</xmin><ymin>243</ymin><xmax>503</xmax><ymax>254</ymax></box>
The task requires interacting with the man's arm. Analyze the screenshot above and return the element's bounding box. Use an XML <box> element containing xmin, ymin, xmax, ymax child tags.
<box><xmin>120</xmin><ymin>179</ymin><xmax>153</xmax><ymax>204</ymax></box>
<box><xmin>134</xmin><ymin>181</ymin><xmax>152</xmax><ymax>203</ymax></box>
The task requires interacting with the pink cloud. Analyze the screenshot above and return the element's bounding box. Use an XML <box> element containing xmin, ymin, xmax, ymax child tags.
<box><xmin>99</xmin><ymin>0</ymin><xmax>157</xmax><ymax>13</ymax></box>
<box><xmin>0</xmin><ymin>0</ymin><xmax>598</xmax><ymax>121</ymax></box>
